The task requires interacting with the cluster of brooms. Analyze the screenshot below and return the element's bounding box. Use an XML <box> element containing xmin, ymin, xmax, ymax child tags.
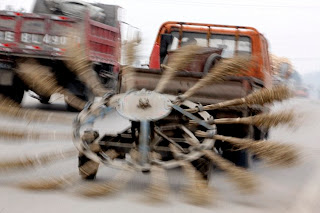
<box><xmin>0</xmin><ymin>37</ymin><xmax>300</xmax><ymax>205</ymax></box>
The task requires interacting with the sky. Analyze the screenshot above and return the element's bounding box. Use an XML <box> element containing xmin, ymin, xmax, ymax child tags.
<box><xmin>1</xmin><ymin>0</ymin><xmax>320</xmax><ymax>74</ymax></box>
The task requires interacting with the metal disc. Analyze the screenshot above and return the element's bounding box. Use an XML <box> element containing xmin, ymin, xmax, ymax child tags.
<box><xmin>116</xmin><ymin>89</ymin><xmax>172</xmax><ymax>121</ymax></box>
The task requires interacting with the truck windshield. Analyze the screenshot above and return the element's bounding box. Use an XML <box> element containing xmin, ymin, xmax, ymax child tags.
<box><xmin>168</xmin><ymin>31</ymin><xmax>252</xmax><ymax>58</ymax></box>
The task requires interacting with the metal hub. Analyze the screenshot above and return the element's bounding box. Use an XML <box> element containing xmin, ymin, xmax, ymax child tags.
<box><xmin>116</xmin><ymin>89</ymin><xmax>172</xmax><ymax>121</ymax></box>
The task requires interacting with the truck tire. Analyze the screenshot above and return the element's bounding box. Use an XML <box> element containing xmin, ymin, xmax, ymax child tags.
<box><xmin>203</xmin><ymin>53</ymin><xmax>221</xmax><ymax>74</ymax></box>
<box><xmin>0</xmin><ymin>75</ymin><xmax>25</xmax><ymax>104</ymax></box>
<box><xmin>78</xmin><ymin>154</ymin><xmax>99</xmax><ymax>180</ymax></box>
<box><xmin>214</xmin><ymin>112</ymin><xmax>252</xmax><ymax>168</ymax></box>
<box><xmin>65</xmin><ymin>80</ymin><xmax>93</xmax><ymax>112</ymax></box>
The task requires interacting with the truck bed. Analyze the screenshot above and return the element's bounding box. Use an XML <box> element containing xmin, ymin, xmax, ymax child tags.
<box><xmin>120</xmin><ymin>68</ymin><xmax>264</xmax><ymax>105</ymax></box>
<box><xmin>0</xmin><ymin>10</ymin><xmax>120</xmax><ymax>69</ymax></box>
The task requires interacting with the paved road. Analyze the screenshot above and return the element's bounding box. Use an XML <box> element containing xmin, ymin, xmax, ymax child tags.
<box><xmin>0</xmin><ymin>94</ymin><xmax>319</xmax><ymax>213</ymax></box>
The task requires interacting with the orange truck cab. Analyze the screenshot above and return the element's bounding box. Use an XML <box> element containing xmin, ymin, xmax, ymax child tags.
<box><xmin>149</xmin><ymin>21</ymin><xmax>272</xmax><ymax>88</ymax></box>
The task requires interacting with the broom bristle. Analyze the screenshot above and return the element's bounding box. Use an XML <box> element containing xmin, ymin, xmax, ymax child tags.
<box><xmin>245</xmin><ymin>85</ymin><xmax>293</xmax><ymax>105</ymax></box>
<box><xmin>0</xmin><ymin>99</ymin><xmax>72</xmax><ymax>124</ymax></box>
<box><xmin>210</xmin><ymin>110</ymin><xmax>295</xmax><ymax>128</ymax></box>
<box><xmin>125</xmin><ymin>41</ymin><xmax>137</xmax><ymax>66</ymax></box>
<box><xmin>180</xmin><ymin>161</ymin><xmax>212</xmax><ymax>205</ymax></box>
<box><xmin>18</xmin><ymin>159</ymin><xmax>99</xmax><ymax>191</ymax></box>
<box><xmin>79</xmin><ymin>168</ymin><xmax>135</xmax><ymax>197</ymax></box>
<box><xmin>122</xmin><ymin>41</ymin><xmax>139</xmax><ymax>91</ymax></box>
<box><xmin>64</xmin><ymin>32</ymin><xmax>109</xmax><ymax>97</ymax></box>
<box><xmin>181</xmin><ymin>56</ymin><xmax>251</xmax><ymax>99</ymax></box>
<box><xmin>17</xmin><ymin>59</ymin><xmax>86</xmax><ymax>110</ymax></box>
<box><xmin>0</xmin><ymin>127</ymin><xmax>71</xmax><ymax>141</ymax></box>
<box><xmin>249</xmin><ymin>110</ymin><xmax>295</xmax><ymax>128</ymax></box>
<box><xmin>144</xmin><ymin>165</ymin><xmax>170</xmax><ymax>202</ymax></box>
<box><xmin>0</xmin><ymin>129</ymin><xmax>29</xmax><ymax>140</ymax></box>
<box><xmin>18</xmin><ymin>173</ymin><xmax>76</xmax><ymax>190</ymax></box>
<box><xmin>155</xmin><ymin>45</ymin><xmax>202</xmax><ymax>93</ymax></box>
<box><xmin>202</xmin><ymin>150</ymin><xmax>257</xmax><ymax>193</ymax></box>
<box><xmin>0</xmin><ymin>149</ymin><xmax>76</xmax><ymax>170</ymax></box>
<box><xmin>169</xmin><ymin>144</ymin><xmax>212</xmax><ymax>205</ymax></box>
<box><xmin>186</xmin><ymin>85</ymin><xmax>293</xmax><ymax>113</ymax></box>
<box><xmin>209</xmin><ymin>134</ymin><xmax>299</xmax><ymax>166</ymax></box>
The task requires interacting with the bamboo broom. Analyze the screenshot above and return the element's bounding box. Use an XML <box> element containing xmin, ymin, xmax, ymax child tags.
<box><xmin>79</xmin><ymin>167</ymin><xmax>135</xmax><ymax>197</ymax></box>
<box><xmin>121</xmin><ymin>41</ymin><xmax>138</xmax><ymax>91</ymax></box>
<box><xmin>0</xmin><ymin>96</ymin><xmax>72</xmax><ymax>124</ymax></box>
<box><xmin>18</xmin><ymin>150</ymin><xmax>118</xmax><ymax>191</ymax></box>
<box><xmin>77</xmin><ymin>150</ymin><xmax>136</xmax><ymax>197</ymax></box>
<box><xmin>155</xmin><ymin>45</ymin><xmax>203</xmax><ymax>93</ymax></box>
<box><xmin>170</xmin><ymin>144</ymin><xmax>212</xmax><ymax>205</ymax></box>
<box><xmin>16</xmin><ymin>59</ymin><xmax>86</xmax><ymax>111</ymax></box>
<box><xmin>195</xmin><ymin>132</ymin><xmax>299</xmax><ymax>166</ymax></box>
<box><xmin>0</xmin><ymin>127</ymin><xmax>71</xmax><ymax>141</ymax></box>
<box><xmin>144</xmin><ymin>165</ymin><xmax>170</xmax><ymax>202</ymax></box>
<box><xmin>189</xmin><ymin>110</ymin><xmax>295</xmax><ymax>128</ymax></box>
<box><xmin>187</xmin><ymin>85</ymin><xmax>292</xmax><ymax>113</ymax></box>
<box><xmin>64</xmin><ymin>32</ymin><xmax>109</xmax><ymax>96</ymax></box>
<box><xmin>0</xmin><ymin>148</ymin><xmax>77</xmax><ymax>171</ymax></box>
<box><xmin>179</xmin><ymin>56</ymin><xmax>251</xmax><ymax>100</ymax></box>
<box><xmin>202</xmin><ymin>150</ymin><xmax>257</xmax><ymax>193</ymax></box>
<box><xmin>183</xmin><ymin>136</ymin><xmax>257</xmax><ymax>193</ymax></box>
<box><xmin>18</xmin><ymin>173</ymin><xmax>76</xmax><ymax>190</ymax></box>
<box><xmin>17</xmin><ymin>160</ymin><xmax>98</xmax><ymax>190</ymax></box>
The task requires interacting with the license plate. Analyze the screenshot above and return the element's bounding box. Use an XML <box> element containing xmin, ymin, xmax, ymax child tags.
<box><xmin>20</xmin><ymin>33</ymin><xmax>67</xmax><ymax>46</ymax></box>
<box><xmin>0</xmin><ymin>31</ymin><xmax>15</xmax><ymax>42</ymax></box>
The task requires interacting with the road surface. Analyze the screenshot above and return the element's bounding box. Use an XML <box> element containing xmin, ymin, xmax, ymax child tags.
<box><xmin>0</xmin><ymin>94</ymin><xmax>319</xmax><ymax>213</ymax></box>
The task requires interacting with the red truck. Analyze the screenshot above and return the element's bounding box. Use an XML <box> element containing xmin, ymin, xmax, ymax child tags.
<box><xmin>0</xmin><ymin>0</ymin><xmax>121</xmax><ymax>107</ymax></box>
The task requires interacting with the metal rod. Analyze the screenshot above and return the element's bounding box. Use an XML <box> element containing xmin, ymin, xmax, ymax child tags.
<box><xmin>139</xmin><ymin>120</ymin><xmax>150</xmax><ymax>166</ymax></box>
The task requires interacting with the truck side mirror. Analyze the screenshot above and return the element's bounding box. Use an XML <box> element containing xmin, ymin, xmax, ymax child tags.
<box><xmin>160</xmin><ymin>34</ymin><xmax>173</xmax><ymax>64</ymax></box>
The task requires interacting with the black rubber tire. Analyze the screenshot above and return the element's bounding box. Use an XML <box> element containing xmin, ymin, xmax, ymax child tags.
<box><xmin>221</xmin><ymin>147</ymin><xmax>251</xmax><ymax>168</ymax></box>
<box><xmin>39</xmin><ymin>96</ymin><xmax>50</xmax><ymax>104</ymax></box>
<box><xmin>65</xmin><ymin>80</ymin><xmax>92</xmax><ymax>112</ymax></box>
<box><xmin>192</xmin><ymin>156</ymin><xmax>212</xmax><ymax>181</ymax></box>
<box><xmin>203</xmin><ymin>53</ymin><xmax>221</xmax><ymax>74</ymax></box>
<box><xmin>0</xmin><ymin>75</ymin><xmax>25</xmax><ymax>104</ymax></box>
<box><xmin>214</xmin><ymin>112</ymin><xmax>252</xmax><ymax>168</ymax></box>
<box><xmin>78</xmin><ymin>154</ymin><xmax>99</xmax><ymax>180</ymax></box>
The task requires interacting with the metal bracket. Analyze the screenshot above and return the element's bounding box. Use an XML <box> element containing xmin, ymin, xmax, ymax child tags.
<box><xmin>172</xmin><ymin>105</ymin><xmax>214</xmax><ymax>130</ymax></box>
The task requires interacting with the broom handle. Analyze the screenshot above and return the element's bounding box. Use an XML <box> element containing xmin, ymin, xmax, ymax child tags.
<box><xmin>187</xmin><ymin>98</ymin><xmax>246</xmax><ymax>113</ymax></box>
<box><xmin>155</xmin><ymin>65</ymin><xmax>175</xmax><ymax>93</ymax></box>
<box><xmin>212</xmin><ymin>116</ymin><xmax>252</xmax><ymax>125</ymax></box>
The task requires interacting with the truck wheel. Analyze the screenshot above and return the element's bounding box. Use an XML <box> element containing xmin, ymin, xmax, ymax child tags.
<box><xmin>39</xmin><ymin>96</ymin><xmax>50</xmax><ymax>104</ymax></box>
<box><xmin>65</xmin><ymin>80</ymin><xmax>93</xmax><ymax>112</ymax></box>
<box><xmin>192</xmin><ymin>156</ymin><xmax>212</xmax><ymax>181</ymax></box>
<box><xmin>215</xmin><ymin>112</ymin><xmax>252</xmax><ymax>168</ymax></box>
<box><xmin>0</xmin><ymin>76</ymin><xmax>25</xmax><ymax>104</ymax></box>
<box><xmin>78</xmin><ymin>154</ymin><xmax>99</xmax><ymax>180</ymax></box>
<box><xmin>203</xmin><ymin>53</ymin><xmax>221</xmax><ymax>74</ymax></box>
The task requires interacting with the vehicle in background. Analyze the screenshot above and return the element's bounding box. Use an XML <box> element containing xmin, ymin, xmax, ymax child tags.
<box><xmin>270</xmin><ymin>54</ymin><xmax>293</xmax><ymax>86</ymax></box>
<box><xmin>0</xmin><ymin>0</ymin><xmax>121</xmax><ymax>109</ymax></box>
<box><xmin>119</xmin><ymin>21</ymin><xmax>273</xmax><ymax>168</ymax></box>
<box><xmin>294</xmin><ymin>86</ymin><xmax>309</xmax><ymax>98</ymax></box>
